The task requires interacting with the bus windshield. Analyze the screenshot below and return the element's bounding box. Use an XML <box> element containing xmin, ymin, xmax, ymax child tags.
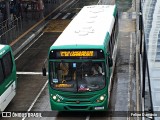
<box><xmin>49</xmin><ymin>61</ymin><xmax>106</xmax><ymax>92</ymax></box>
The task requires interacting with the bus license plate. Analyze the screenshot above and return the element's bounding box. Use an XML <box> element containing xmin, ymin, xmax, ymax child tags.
<box><xmin>94</xmin><ymin>106</ymin><xmax>104</xmax><ymax>110</ymax></box>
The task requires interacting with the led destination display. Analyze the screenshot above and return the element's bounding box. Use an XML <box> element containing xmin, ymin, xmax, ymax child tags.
<box><xmin>60</xmin><ymin>51</ymin><xmax>94</xmax><ymax>57</ymax></box>
<box><xmin>49</xmin><ymin>49</ymin><xmax>104</xmax><ymax>59</ymax></box>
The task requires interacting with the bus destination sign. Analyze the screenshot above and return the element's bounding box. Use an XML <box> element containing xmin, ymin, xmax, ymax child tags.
<box><xmin>60</xmin><ymin>51</ymin><xmax>94</xmax><ymax>57</ymax></box>
<box><xmin>49</xmin><ymin>49</ymin><xmax>104</xmax><ymax>59</ymax></box>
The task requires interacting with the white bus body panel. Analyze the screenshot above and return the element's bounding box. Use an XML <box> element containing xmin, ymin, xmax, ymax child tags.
<box><xmin>0</xmin><ymin>45</ymin><xmax>5</xmax><ymax>50</ymax></box>
<box><xmin>0</xmin><ymin>81</ymin><xmax>16</xmax><ymax>111</ymax></box>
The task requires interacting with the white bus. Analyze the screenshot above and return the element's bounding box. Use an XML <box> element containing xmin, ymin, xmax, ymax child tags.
<box><xmin>0</xmin><ymin>44</ymin><xmax>17</xmax><ymax>112</ymax></box>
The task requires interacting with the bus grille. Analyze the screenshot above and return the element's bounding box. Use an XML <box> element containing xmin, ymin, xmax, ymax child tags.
<box><xmin>66</xmin><ymin>100</ymin><xmax>91</xmax><ymax>104</ymax></box>
<box><xmin>64</xmin><ymin>106</ymin><xmax>89</xmax><ymax>110</ymax></box>
<box><xmin>62</xmin><ymin>94</ymin><xmax>95</xmax><ymax>99</ymax></box>
<box><xmin>61</xmin><ymin>93</ymin><xmax>97</xmax><ymax>104</ymax></box>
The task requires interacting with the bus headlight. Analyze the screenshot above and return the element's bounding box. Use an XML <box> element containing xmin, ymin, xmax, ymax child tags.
<box><xmin>53</xmin><ymin>96</ymin><xmax>57</xmax><ymax>100</ymax></box>
<box><xmin>100</xmin><ymin>96</ymin><xmax>104</xmax><ymax>101</ymax></box>
<box><xmin>52</xmin><ymin>94</ymin><xmax>64</xmax><ymax>102</ymax></box>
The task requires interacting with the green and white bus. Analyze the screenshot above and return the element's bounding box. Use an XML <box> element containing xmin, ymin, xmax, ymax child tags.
<box><xmin>43</xmin><ymin>5</ymin><xmax>118</xmax><ymax>111</ymax></box>
<box><xmin>0</xmin><ymin>44</ymin><xmax>17</xmax><ymax>112</ymax></box>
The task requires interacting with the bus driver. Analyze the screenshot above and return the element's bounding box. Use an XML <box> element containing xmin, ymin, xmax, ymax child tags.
<box><xmin>91</xmin><ymin>64</ymin><xmax>102</xmax><ymax>75</ymax></box>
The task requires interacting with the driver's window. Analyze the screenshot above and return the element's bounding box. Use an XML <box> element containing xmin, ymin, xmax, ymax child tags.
<box><xmin>106</xmin><ymin>58</ymin><xmax>109</xmax><ymax>77</ymax></box>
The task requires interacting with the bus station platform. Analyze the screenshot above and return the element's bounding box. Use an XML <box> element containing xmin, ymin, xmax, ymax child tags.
<box><xmin>11</xmin><ymin>1</ymin><xmax>58</xmax><ymax>55</ymax></box>
<box><xmin>0</xmin><ymin>0</ymin><xmax>60</xmax><ymax>55</ymax></box>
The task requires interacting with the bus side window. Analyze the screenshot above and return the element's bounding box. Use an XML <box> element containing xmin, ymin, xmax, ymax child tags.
<box><xmin>0</xmin><ymin>60</ymin><xmax>5</xmax><ymax>84</ymax></box>
<box><xmin>107</xmin><ymin>46</ymin><xmax>113</xmax><ymax>68</ymax></box>
<box><xmin>2</xmin><ymin>52</ymin><xmax>13</xmax><ymax>78</ymax></box>
<box><xmin>109</xmin><ymin>39</ymin><xmax>112</xmax><ymax>56</ymax></box>
<box><xmin>106</xmin><ymin>56</ymin><xmax>109</xmax><ymax>77</ymax></box>
<box><xmin>112</xmin><ymin>24</ymin><xmax>115</xmax><ymax>49</ymax></box>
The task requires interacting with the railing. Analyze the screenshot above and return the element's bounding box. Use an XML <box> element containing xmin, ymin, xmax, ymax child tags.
<box><xmin>0</xmin><ymin>16</ymin><xmax>22</xmax><ymax>44</ymax></box>
<box><xmin>139</xmin><ymin>0</ymin><xmax>154</xmax><ymax>119</ymax></box>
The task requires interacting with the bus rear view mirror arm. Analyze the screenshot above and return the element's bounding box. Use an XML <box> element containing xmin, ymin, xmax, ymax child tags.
<box><xmin>42</xmin><ymin>67</ymin><xmax>47</xmax><ymax>76</ymax></box>
<box><xmin>108</xmin><ymin>56</ymin><xmax>113</xmax><ymax>67</ymax></box>
<box><xmin>42</xmin><ymin>58</ymin><xmax>47</xmax><ymax>76</ymax></box>
<box><xmin>107</xmin><ymin>53</ymin><xmax>113</xmax><ymax>67</ymax></box>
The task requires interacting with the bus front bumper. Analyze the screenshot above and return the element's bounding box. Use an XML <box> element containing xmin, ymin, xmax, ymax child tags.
<box><xmin>50</xmin><ymin>99</ymin><xmax>108</xmax><ymax>111</ymax></box>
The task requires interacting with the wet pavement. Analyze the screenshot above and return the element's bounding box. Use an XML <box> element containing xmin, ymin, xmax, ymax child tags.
<box><xmin>109</xmin><ymin>0</ymin><xmax>137</xmax><ymax>119</ymax></box>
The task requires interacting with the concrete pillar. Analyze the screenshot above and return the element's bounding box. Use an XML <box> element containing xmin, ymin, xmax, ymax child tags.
<box><xmin>5</xmin><ymin>0</ymin><xmax>10</xmax><ymax>21</ymax></box>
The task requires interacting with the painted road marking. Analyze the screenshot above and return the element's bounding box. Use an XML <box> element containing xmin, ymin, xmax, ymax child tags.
<box><xmin>86</xmin><ymin>115</ymin><xmax>90</xmax><ymax>120</ymax></box>
<box><xmin>21</xmin><ymin>80</ymin><xmax>48</xmax><ymax>120</ymax></box>
<box><xmin>62</xmin><ymin>13</ymin><xmax>71</xmax><ymax>19</ymax></box>
<box><xmin>52</xmin><ymin>12</ymin><xmax>77</xmax><ymax>20</ymax></box>
<box><xmin>43</xmin><ymin>19</ymin><xmax>71</xmax><ymax>32</ymax></box>
<box><xmin>127</xmin><ymin>32</ymin><xmax>135</xmax><ymax>120</ymax></box>
<box><xmin>15</xmin><ymin>33</ymin><xmax>44</xmax><ymax>60</ymax></box>
<box><xmin>10</xmin><ymin>0</ymin><xmax>71</xmax><ymax>46</ymax></box>
<box><xmin>52</xmin><ymin>13</ymin><xmax>62</xmax><ymax>19</ymax></box>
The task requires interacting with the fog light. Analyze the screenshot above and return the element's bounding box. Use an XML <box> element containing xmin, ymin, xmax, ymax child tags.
<box><xmin>96</xmin><ymin>99</ymin><xmax>100</xmax><ymax>102</ymax></box>
<box><xmin>57</xmin><ymin>99</ymin><xmax>61</xmax><ymax>102</ymax></box>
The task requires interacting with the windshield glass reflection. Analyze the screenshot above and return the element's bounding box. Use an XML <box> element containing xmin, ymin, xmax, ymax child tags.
<box><xmin>49</xmin><ymin>61</ymin><xmax>105</xmax><ymax>92</ymax></box>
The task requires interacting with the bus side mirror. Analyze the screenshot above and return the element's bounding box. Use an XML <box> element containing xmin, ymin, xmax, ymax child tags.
<box><xmin>42</xmin><ymin>67</ymin><xmax>46</xmax><ymax>76</ymax></box>
<box><xmin>108</xmin><ymin>57</ymin><xmax>113</xmax><ymax>67</ymax></box>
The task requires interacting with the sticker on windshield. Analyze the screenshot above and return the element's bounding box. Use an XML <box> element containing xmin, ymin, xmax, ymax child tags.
<box><xmin>78</xmin><ymin>84</ymin><xmax>89</xmax><ymax>91</ymax></box>
<box><xmin>73</xmin><ymin>63</ymin><xmax>76</xmax><ymax>68</ymax></box>
<box><xmin>52</xmin><ymin>79</ymin><xmax>58</xmax><ymax>83</ymax></box>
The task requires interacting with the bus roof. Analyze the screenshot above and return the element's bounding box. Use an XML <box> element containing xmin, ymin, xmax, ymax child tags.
<box><xmin>51</xmin><ymin>5</ymin><xmax>117</xmax><ymax>49</ymax></box>
<box><xmin>0</xmin><ymin>44</ymin><xmax>5</xmax><ymax>50</ymax></box>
